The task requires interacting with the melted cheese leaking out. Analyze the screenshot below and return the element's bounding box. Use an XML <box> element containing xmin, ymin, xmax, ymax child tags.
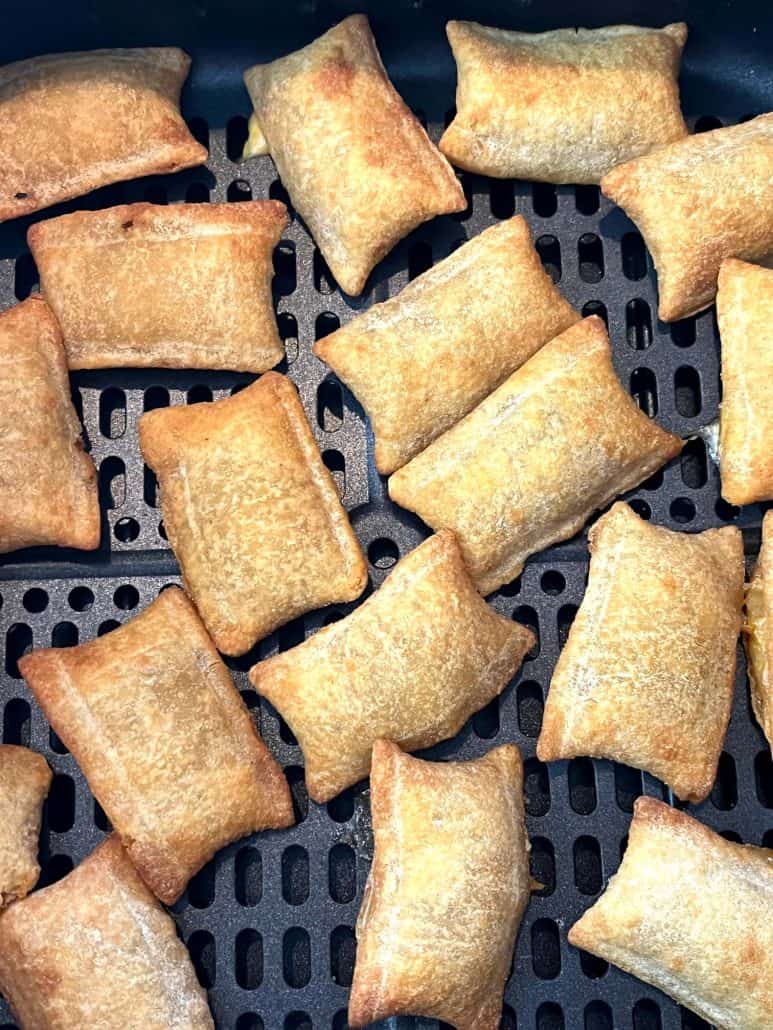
<box><xmin>242</xmin><ymin>113</ymin><xmax>270</xmax><ymax>159</ymax></box>
<box><xmin>744</xmin><ymin>573</ymin><xmax>769</xmax><ymax>729</ymax></box>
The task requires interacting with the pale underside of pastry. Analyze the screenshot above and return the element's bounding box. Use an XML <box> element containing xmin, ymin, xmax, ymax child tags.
<box><xmin>537</xmin><ymin>502</ymin><xmax>743</xmax><ymax>802</ymax></box>
<box><xmin>349</xmin><ymin>740</ymin><xmax>530</xmax><ymax>1029</ymax></box>
<box><xmin>0</xmin><ymin>746</ymin><xmax>51</xmax><ymax>912</ymax></box>
<box><xmin>243</xmin><ymin>14</ymin><xmax>465</xmax><ymax>295</ymax></box>
<box><xmin>601</xmin><ymin>113</ymin><xmax>773</xmax><ymax>321</ymax></box>
<box><xmin>0</xmin><ymin>296</ymin><xmax>100</xmax><ymax>553</ymax></box>
<box><xmin>0</xmin><ymin>47</ymin><xmax>207</xmax><ymax>222</ymax></box>
<box><xmin>19</xmin><ymin>587</ymin><xmax>293</xmax><ymax>904</ymax></box>
<box><xmin>569</xmin><ymin>797</ymin><xmax>773</xmax><ymax>1030</ymax></box>
<box><xmin>249</xmin><ymin>530</ymin><xmax>535</xmax><ymax>802</ymax></box>
<box><xmin>717</xmin><ymin>258</ymin><xmax>773</xmax><ymax>505</ymax></box>
<box><xmin>314</xmin><ymin>216</ymin><xmax>580</xmax><ymax>473</ymax></box>
<box><xmin>140</xmin><ymin>372</ymin><xmax>367</xmax><ymax>656</ymax></box>
<box><xmin>389</xmin><ymin>316</ymin><xmax>683</xmax><ymax>596</ymax></box>
<box><xmin>28</xmin><ymin>200</ymin><xmax>288</xmax><ymax>372</ymax></box>
<box><xmin>0</xmin><ymin>835</ymin><xmax>214</xmax><ymax>1029</ymax></box>
<box><xmin>440</xmin><ymin>21</ymin><xmax>688</xmax><ymax>184</ymax></box>
<box><xmin>745</xmin><ymin>510</ymin><xmax>773</xmax><ymax>753</ymax></box>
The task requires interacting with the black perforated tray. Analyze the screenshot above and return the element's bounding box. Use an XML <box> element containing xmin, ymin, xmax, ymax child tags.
<box><xmin>1</xmin><ymin>2</ymin><xmax>772</xmax><ymax>1029</ymax></box>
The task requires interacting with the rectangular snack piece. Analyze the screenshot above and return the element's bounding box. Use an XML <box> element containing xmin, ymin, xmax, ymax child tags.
<box><xmin>250</xmin><ymin>530</ymin><xmax>535</xmax><ymax>801</ymax></box>
<box><xmin>389</xmin><ymin>316</ymin><xmax>682</xmax><ymax>595</ymax></box>
<box><xmin>569</xmin><ymin>797</ymin><xmax>773</xmax><ymax>1030</ymax></box>
<box><xmin>441</xmin><ymin>21</ymin><xmax>687</xmax><ymax>184</ymax></box>
<box><xmin>0</xmin><ymin>746</ymin><xmax>51</xmax><ymax>911</ymax></box>
<box><xmin>0</xmin><ymin>47</ymin><xmax>206</xmax><ymax>222</ymax></box>
<box><xmin>315</xmin><ymin>217</ymin><xmax>580</xmax><ymax>473</ymax></box>
<box><xmin>140</xmin><ymin>373</ymin><xmax>367</xmax><ymax>656</ymax></box>
<box><xmin>29</xmin><ymin>201</ymin><xmax>288</xmax><ymax>372</ymax></box>
<box><xmin>745</xmin><ymin>510</ymin><xmax>773</xmax><ymax>753</ymax></box>
<box><xmin>19</xmin><ymin>587</ymin><xmax>293</xmax><ymax>904</ymax></box>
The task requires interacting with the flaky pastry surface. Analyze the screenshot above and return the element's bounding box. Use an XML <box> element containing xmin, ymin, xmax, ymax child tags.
<box><xmin>0</xmin><ymin>746</ymin><xmax>51</xmax><ymax>912</ymax></box>
<box><xmin>745</xmin><ymin>510</ymin><xmax>773</xmax><ymax>753</ymax></box>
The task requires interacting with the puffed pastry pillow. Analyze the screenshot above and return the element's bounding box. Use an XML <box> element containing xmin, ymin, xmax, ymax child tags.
<box><xmin>315</xmin><ymin>216</ymin><xmax>580</xmax><ymax>473</ymax></box>
<box><xmin>250</xmin><ymin>530</ymin><xmax>535</xmax><ymax>801</ymax></box>
<box><xmin>19</xmin><ymin>587</ymin><xmax>293</xmax><ymax>904</ymax></box>
<box><xmin>349</xmin><ymin>741</ymin><xmax>530</xmax><ymax>1029</ymax></box>
<box><xmin>0</xmin><ymin>296</ymin><xmax>99</xmax><ymax>554</ymax></box>
<box><xmin>440</xmin><ymin>21</ymin><xmax>687</xmax><ymax>184</ymax></box>
<box><xmin>537</xmin><ymin>502</ymin><xmax>744</xmax><ymax>802</ymax></box>
<box><xmin>29</xmin><ymin>201</ymin><xmax>288</xmax><ymax>372</ymax></box>
<box><xmin>0</xmin><ymin>835</ymin><xmax>214</xmax><ymax>1029</ymax></box>
<box><xmin>0</xmin><ymin>746</ymin><xmax>51</xmax><ymax>911</ymax></box>
<box><xmin>389</xmin><ymin>316</ymin><xmax>682</xmax><ymax>595</ymax></box>
<box><xmin>569</xmin><ymin>798</ymin><xmax>773</xmax><ymax>1030</ymax></box>
<box><xmin>746</xmin><ymin>511</ymin><xmax>773</xmax><ymax>753</ymax></box>
<box><xmin>243</xmin><ymin>14</ymin><xmax>465</xmax><ymax>295</ymax></box>
<box><xmin>717</xmin><ymin>259</ymin><xmax>773</xmax><ymax>505</ymax></box>
<box><xmin>140</xmin><ymin>372</ymin><xmax>367</xmax><ymax>656</ymax></box>
<box><xmin>601</xmin><ymin>113</ymin><xmax>773</xmax><ymax>321</ymax></box>
<box><xmin>0</xmin><ymin>47</ymin><xmax>206</xmax><ymax>222</ymax></box>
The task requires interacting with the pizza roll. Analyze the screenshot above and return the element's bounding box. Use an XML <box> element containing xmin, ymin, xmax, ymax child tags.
<box><xmin>19</xmin><ymin>587</ymin><xmax>293</xmax><ymax>904</ymax></box>
<box><xmin>140</xmin><ymin>372</ymin><xmax>367</xmax><ymax>656</ymax></box>
<box><xmin>0</xmin><ymin>835</ymin><xmax>214</xmax><ymax>1029</ymax></box>
<box><xmin>349</xmin><ymin>740</ymin><xmax>530</xmax><ymax>1029</ymax></box>
<box><xmin>569</xmin><ymin>797</ymin><xmax>773</xmax><ymax>1030</ymax></box>
<box><xmin>538</xmin><ymin>502</ymin><xmax>743</xmax><ymax>801</ymax></box>
<box><xmin>440</xmin><ymin>21</ymin><xmax>687</xmax><ymax>184</ymax></box>
<box><xmin>243</xmin><ymin>14</ymin><xmax>465</xmax><ymax>295</ymax></box>
<box><xmin>28</xmin><ymin>201</ymin><xmax>288</xmax><ymax>372</ymax></box>
<box><xmin>717</xmin><ymin>258</ymin><xmax>773</xmax><ymax>505</ymax></box>
<box><xmin>0</xmin><ymin>746</ymin><xmax>51</xmax><ymax>912</ymax></box>
<box><xmin>315</xmin><ymin>216</ymin><xmax>580</xmax><ymax>473</ymax></box>
<box><xmin>250</xmin><ymin>530</ymin><xmax>535</xmax><ymax>802</ymax></box>
<box><xmin>0</xmin><ymin>48</ymin><xmax>206</xmax><ymax>223</ymax></box>
<box><xmin>389</xmin><ymin>316</ymin><xmax>682</xmax><ymax>595</ymax></box>
<box><xmin>745</xmin><ymin>510</ymin><xmax>773</xmax><ymax>753</ymax></box>
<box><xmin>601</xmin><ymin>113</ymin><xmax>773</xmax><ymax>321</ymax></box>
<box><xmin>0</xmin><ymin>296</ymin><xmax>99</xmax><ymax>554</ymax></box>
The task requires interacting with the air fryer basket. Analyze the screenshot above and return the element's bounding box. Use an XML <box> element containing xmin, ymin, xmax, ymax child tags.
<box><xmin>0</xmin><ymin>2</ymin><xmax>771</xmax><ymax>1028</ymax></box>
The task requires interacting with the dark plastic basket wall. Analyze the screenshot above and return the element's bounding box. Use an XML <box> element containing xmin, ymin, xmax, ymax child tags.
<box><xmin>1</xmin><ymin>2</ymin><xmax>772</xmax><ymax>1029</ymax></box>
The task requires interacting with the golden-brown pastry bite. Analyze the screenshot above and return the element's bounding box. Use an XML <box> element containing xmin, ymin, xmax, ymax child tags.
<box><xmin>0</xmin><ymin>835</ymin><xmax>214</xmax><ymax>1029</ymax></box>
<box><xmin>140</xmin><ymin>372</ymin><xmax>367</xmax><ymax>656</ymax></box>
<box><xmin>243</xmin><ymin>14</ymin><xmax>465</xmax><ymax>295</ymax></box>
<box><xmin>746</xmin><ymin>510</ymin><xmax>773</xmax><ymax>753</ymax></box>
<box><xmin>717</xmin><ymin>258</ymin><xmax>773</xmax><ymax>505</ymax></box>
<box><xmin>389</xmin><ymin>316</ymin><xmax>682</xmax><ymax>595</ymax></box>
<box><xmin>249</xmin><ymin>530</ymin><xmax>535</xmax><ymax>802</ymax></box>
<box><xmin>19</xmin><ymin>587</ymin><xmax>293</xmax><ymax>904</ymax></box>
<box><xmin>440</xmin><ymin>21</ymin><xmax>687</xmax><ymax>184</ymax></box>
<box><xmin>0</xmin><ymin>48</ymin><xmax>206</xmax><ymax>222</ymax></box>
<box><xmin>569</xmin><ymin>797</ymin><xmax>773</xmax><ymax>1030</ymax></box>
<box><xmin>349</xmin><ymin>740</ymin><xmax>530</xmax><ymax>1029</ymax></box>
<box><xmin>0</xmin><ymin>746</ymin><xmax>51</xmax><ymax>912</ymax></box>
<box><xmin>314</xmin><ymin>216</ymin><xmax>580</xmax><ymax>473</ymax></box>
<box><xmin>29</xmin><ymin>201</ymin><xmax>288</xmax><ymax>372</ymax></box>
<box><xmin>538</xmin><ymin>502</ymin><xmax>743</xmax><ymax>802</ymax></box>
<box><xmin>601</xmin><ymin>113</ymin><xmax>773</xmax><ymax>321</ymax></box>
<box><xmin>0</xmin><ymin>296</ymin><xmax>99</xmax><ymax>553</ymax></box>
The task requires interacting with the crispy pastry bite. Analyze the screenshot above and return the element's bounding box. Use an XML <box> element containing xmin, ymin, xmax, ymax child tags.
<box><xmin>440</xmin><ymin>21</ymin><xmax>687</xmax><ymax>184</ymax></box>
<box><xmin>389</xmin><ymin>316</ymin><xmax>682</xmax><ymax>595</ymax></box>
<box><xmin>0</xmin><ymin>48</ymin><xmax>206</xmax><ymax>222</ymax></box>
<box><xmin>249</xmin><ymin>530</ymin><xmax>535</xmax><ymax>802</ymax></box>
<box><xmin>19</xmin><ymin>587</ymin><xmax>293</xmax><ymax>904</ymax></box>
<box><xmin>601</xmin><ymin>113</ymin><xmax>773</xmax><ymax>321</ymax></box>
<box><xmin>243</xmin><ymin>14</ymin><xmax>465</xmax><ymax>295</ymax></box>
<box><xmin>537</xmin><ymin>502</ymin><xmax>743</xmax><ymax>801</ymax></box>
<box><xmin>569</xmin><ymin>797</ymin><xmax>773</xmax><ymax>1030</ymax></box>
<box><xmin>0</xmin><ymin>835</ymin><xmax>214</xmax><ymax>1029</ymax></box>
<box><xmin>745</xmin><ymin>510</ymin><xmax>773</xmax><ymax>753</ymax></box>
<box><xmin>28</xmin><ymin>201</ymin><xmax>288</xmax><ymax>372</ymax></box>
<box><xmin>348</xmin><ymin>740</ymin><xmax>530</xmax><ymax>1029</ymax></box>
<box><xmin>0</xmin><ymin>746</ymin><xmax>51</xmax><ymax>912</ymax></box>
<box><xmin>140</xmin><ymin>373</ymin><xmax>367</xmax><ymax>656</ymax></box>
<box><xmin>0</xmin><ymin>296</ymin><xmax>99</xmax><ymax>553</ymax></box>
<box><xmin>717</xmin><ymin>258</ymin><xmax>773</xmax><ymax>505</ymax></box>
<box><xmin>314</xmin><ymin>216</ymin><xmax>580</xmax><ymax>473</ymax></box>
